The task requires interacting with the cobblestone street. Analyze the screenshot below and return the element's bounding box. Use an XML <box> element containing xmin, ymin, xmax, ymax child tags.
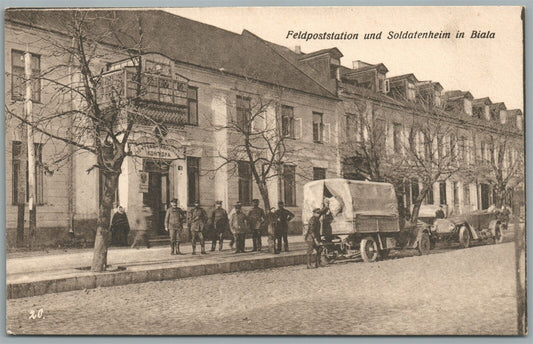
<box><xmin>7</xmin><ymin>242</ymin><xmax>518</xmax><ymax>335</ymax></box>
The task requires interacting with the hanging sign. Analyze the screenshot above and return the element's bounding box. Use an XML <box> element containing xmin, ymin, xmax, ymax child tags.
<box><xmin>139</xmin><ymin>171</ymin><xmax>149</xmax><ymax>193</ymax></box>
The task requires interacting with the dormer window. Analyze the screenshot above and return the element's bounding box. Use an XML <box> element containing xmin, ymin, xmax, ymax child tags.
<box><xmin>407</xmin><ymin>83</ymin><xmax>416</xmax><ymax>100</ymax></box>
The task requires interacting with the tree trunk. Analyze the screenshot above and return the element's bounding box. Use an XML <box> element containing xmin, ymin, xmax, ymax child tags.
<box><xmin>257</xmin><ymin>182</ymin><xmax>271</xmax><ymax>211</ymax></box>
<box><xmin>91</xmin><ymin>171</ymin><xmax>119</xmax><ymax>272</ymax></box>
<box><xmin>411</xmin><ymin>186</ymin><xmax>430</xmax><ymax>223</ymax></box>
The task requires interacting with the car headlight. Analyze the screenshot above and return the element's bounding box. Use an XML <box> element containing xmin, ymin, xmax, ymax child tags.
<box><xmin>430</xmin><ymin>225</ymin><xmax>436</xmax><ymax>232</ymax></box>
<box><xmin>449</xmin><ymin>223</ymin><xmax>456</xmax><ymax>231</ymax></box>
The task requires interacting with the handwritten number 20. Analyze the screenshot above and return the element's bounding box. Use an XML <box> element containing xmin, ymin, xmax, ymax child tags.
<box><xmin>29</xmin><ymin>308</ymin><xmax>44</xmax><ymax>320</ymax></box>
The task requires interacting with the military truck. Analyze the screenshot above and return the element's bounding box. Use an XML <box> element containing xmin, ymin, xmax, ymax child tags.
<box><xmin>302</xmin><ymin>179</ymin><xmax>430</xmax><ymax>262</ymax></box>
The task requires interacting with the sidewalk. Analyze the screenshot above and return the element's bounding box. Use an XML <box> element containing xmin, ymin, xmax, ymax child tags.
<box><xmin>7</xmin><ymin>236</ymin><xmax>307</xmax><ymax>299</ymax></box>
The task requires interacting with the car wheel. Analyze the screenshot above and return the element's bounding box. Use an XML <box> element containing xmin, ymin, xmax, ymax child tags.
<box><xmin>418</xmin><ymin>232</ymin><xmax>431</xmax><ymax>255</ymax></box>
<box><xmin>494</xmin><ymin>225</ymin><xmax>503</xmax><ymax>244</ymax></box>
<box><xmin>360</xmin><ymin>237</ymin><xmax>379</xmax><ymax>263</ymax></box>
<box><xmin>459</xmin><ymin>225</ymin><xmax>470</xmax><ymax>248</ymax></box>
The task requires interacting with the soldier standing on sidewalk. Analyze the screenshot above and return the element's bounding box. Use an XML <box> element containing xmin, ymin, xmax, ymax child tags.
<box><xmin>305</xmin><ymin>208</ymin><xmax>322</xmax><ymax>268</ymax></box>
<box><xmin>209</xmin><ymin>200</ymin><xmax>229</xmax><ymax>251</ymax></box>
<box><xmin>248</xmin><ymin>199</ymin><xmax>266</xmax><ymax>252</ymax></box>
<box><xmin>274</xmin><ymin>201</ymin><xmax>295</xmax><ymax>252</ymax></box>
<box><xmin>230</xmin><ymin>202</ymin><xmax>248</xmax><ymax>253</ymax></box>
<box><xmin>188</xmin><ymin>201</ymin><xmax>207</xmax><ymax>255</ymax></box>
<box><xmin>165</xmin><ymin>199</ymin><xmax>185</xmax><ymax>255</ymax></box>
<box><xmin>266</xmin><ymin>207</ymin><xmax>279</xmax><ymax>254</ymax></box>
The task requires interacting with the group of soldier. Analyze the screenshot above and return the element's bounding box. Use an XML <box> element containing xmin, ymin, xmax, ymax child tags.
<box><xmin>164</xmin><ymin>198</ymin><xmax>295</xmax><ymax>256</ymax></box>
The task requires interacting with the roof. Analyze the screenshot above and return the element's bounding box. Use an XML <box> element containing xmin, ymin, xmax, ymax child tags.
<box><xmin>5</xmin><ymin>9</ymin><xmax>337</xmax><ymax>99</ymax></box>
<box><xmin>388</xmin><ymin>73</ymin><xmax>419</xmax><ymax>83</ymax></box>
<box><xmin>507</xmin><ymin>109</ymin><xmax>523</xmax><ymax>116</ymax></box>
<box><xmin>490</xmin><ymin>102</ymin><xmax>507</xmax><ymax>110</ymax></box>
<box><xmin>444</xmin><ymin>90</ymin><xmax>474</xmax><ymax>101</ymax></box>
<box><xmin>299</xmin><ymin>48</ymin><xmax>343</xmax><ymax>60</ymax></box>
<box><xmin>344</xmin><ymin>63</ymin><xmax>389</xmax><ymax>75</ymax></box>
<box><xmin>417</xmin><ymin>81</ymin><xmax>443</xmax><ymax>91</ymax></box>
<box><xmin>473</xmin><ymin>97</ymin><xmax>492</xmax><ymax>105</ymax></box>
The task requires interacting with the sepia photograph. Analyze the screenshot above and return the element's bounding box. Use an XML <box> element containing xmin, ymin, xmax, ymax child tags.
<box><xmin>4</xmin><ymin>6</ymin><xmax>526</xmax><ymax>335</ymax></box>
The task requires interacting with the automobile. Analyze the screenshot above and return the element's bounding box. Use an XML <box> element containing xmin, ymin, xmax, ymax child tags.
<box><xmin>430</xmin><ymin>207</ymin><xmax>508</xmax><ymax>248</ymax></box>
<box><xmin>302</xmin><ymin>178</ymin><xmax>430</xmax><ymax>263</ymax></box>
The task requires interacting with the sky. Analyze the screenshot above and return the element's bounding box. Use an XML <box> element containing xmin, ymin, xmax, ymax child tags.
<box><xmin>166</xmin><ymin>6</ymin><xmax>523</xmax><ymax>110</ymax></box>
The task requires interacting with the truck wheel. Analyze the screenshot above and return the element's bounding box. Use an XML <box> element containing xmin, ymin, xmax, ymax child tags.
<box><xmin>459</xmin><ymin>225</ymin><xmax>470</xmax><ymax>248</ymax></box>
<box><xmin>418</xmin><ymin>232</ymin><xmax>431</xmax><ymax>255</ymax></box>
<box><xmin>494</xmin><ymin>225</ymin><xmax>503</xmax><ymax>244</ymax></box>
<box><xmin>360</xmin><ymin>237</ymin><xmax>379</xmax><ymax>263</ymax></box>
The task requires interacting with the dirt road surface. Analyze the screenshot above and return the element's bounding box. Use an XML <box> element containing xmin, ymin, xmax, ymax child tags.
<box><xmin>6</xmin><ymin>242</ymin><xmax>518</xmax><ymax>335</ymax></box>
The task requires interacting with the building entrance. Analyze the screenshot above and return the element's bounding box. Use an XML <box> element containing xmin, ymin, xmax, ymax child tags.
<box><xmin>143</xmin><ymin>160</ymin><xmax>171</xmax><ymax>235</ymax></box>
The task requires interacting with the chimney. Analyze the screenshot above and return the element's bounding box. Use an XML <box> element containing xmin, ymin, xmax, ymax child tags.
<box><xmin>294</xmin><ymin>45</ymin><xmax>301</xmax><ymax>54</ymax></box>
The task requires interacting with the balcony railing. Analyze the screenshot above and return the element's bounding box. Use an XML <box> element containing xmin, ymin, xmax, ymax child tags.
<box><xmin>98</xmin><ymin>67</ymin><xmax>189</xmax><ymax>107</ymax></box>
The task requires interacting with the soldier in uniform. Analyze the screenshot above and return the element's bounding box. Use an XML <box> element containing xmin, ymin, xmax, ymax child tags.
<box><xmin>248</xmin><ymin>199</ymin><xmax>266</xmax><ymax>252</ymax></box>
<box><xmin>210</xmin><ymin>200</ymin><xmax>229</xmax><ymax>251</ymax></box>
<box><xmin>305</xmin><ymin>208</ymin><xmax>322</xmax><ymax>268</ymax></box>
<box><xmin>230</xmin><ymin>202</ymin><xmax>248</xmax><ymax>253</ymax></box>
<box><xmin>274</xmin><ymin>201</ymin><xmax>295</xmax><ymax>252</ymax></box>
<box><xmin>165</xmin><ymin>198</ymin><xmax>185</xmax><ymax>255</ymax></box>
<box><xmin>188</xmin><ymin>200</ymin><xmax>207</xmax><ymax>255</ymax></box>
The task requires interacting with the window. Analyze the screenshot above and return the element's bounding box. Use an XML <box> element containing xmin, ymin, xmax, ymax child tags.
<box><xmin>426</xmin><ymin>186</ymin><xmax>434</xmax><ymax>205</ymax></box>
<box><xmin>312</xmin><ymin>112</ymin><xmax>323</xmax><ymax>143</ymax></box>
<box><xmin>393</xmin><ymin>123</ymin><xmax>402</xmax><ymax>154</ymax></box>
<box><xmin>407</xmin><ymin>82</ymin><xmax>416</xmax><ymax>100</ymax></box>
<box><xmin>33</xmin><ymin>143</ymin><xmax>44</xmax><ymax>205</ymax></box>
<box><xmin>439</xmin><ymin>182</ymin><xmax>447</xmax><ymax>205</ymax></box>
<box><xmin>283</xmin><ymin>165</ymin><xmax>296</xmax><ymax>206</ymax></box>
<box><xmin>375</xmin><ymin>118</ymin><xmax>386</xmax><ymax>154</ymax></box>
<box><xmin>187</xmin><ymin>87</ymin><xmax>198</xmax><ymax>125</ymax></box>
<box><xmin>238</xmin><ymin>161</ymin><xmax>253</xmax><ymax>205</ymax></box>
<box><xmin>313</xmin><ymin>167</ymin><xmax>326</xmax><ymax>180</ymax></box>
<box><xmin>11</xmin><ymin>50</ymin><xmax>40</xmax><ymax>102</ymax></box>
<box><xmin>281</xmin><ymin>105</ymin><xmax>295</xmax><ymax>138</ymax></box>
<box><xmin>187</xmin><ymin>157</ymin><xmax>200</xmax><ymax>206</ymax></box>
<box><xmin>12</xmin><ymin>142</ymin><xmax>23</xmax><ymax>205</ymax></box>
<box><xmin>12</xmin><ymin>141</ymin><xmax>44</xmax><ymax>205</ymax></box>
<box><xmin>450</xmin><ymin>135</ymin><xmax>457</xmax><ymax>160</ymax></box>
<box><xmin>346</xmin><ymin>113</ymin><xmax>358</xmax><ymax>140</ymax></box>
<box><xmin>463</xmin><ymin>184</ymin><xmax>470</xmax><ymax>206</ymax></box>
<box><xmin>411</xmin><ymin>179</ymin><xmax>419</xmax><ymax>202</ymax></box>
<box><xmin>453</xmin><ymin>182</ymin><xmax>459</xmax><ymax>206</ymax></box>
<box><xmin>236</xmin><ymin>96</ymin><xmax>251</xmax><ymax>131</ymax></box>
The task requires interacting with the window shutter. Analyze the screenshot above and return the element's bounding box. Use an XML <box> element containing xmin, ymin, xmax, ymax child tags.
<box><xmin>323</xmin><ymin>123</ymin><xmax>331</xmax><ymax>143</ymax></box>
<box><xmin>294</xmin><ymin>118</ymin><xmax>302</xmax><ymax>139</ymax></box>
<box><xmin>251</xmin><ymin>114</ymin><xmax>265</xmax><ymax>133</ymax></box>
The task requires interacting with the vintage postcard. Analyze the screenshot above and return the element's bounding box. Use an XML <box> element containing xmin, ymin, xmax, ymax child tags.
<box><xmin>4</xmin><ymin>6</ymin><xmax>526</xmax><ymax>335</ymax></box>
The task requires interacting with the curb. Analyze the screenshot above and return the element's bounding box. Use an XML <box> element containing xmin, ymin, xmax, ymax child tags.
<box><xmin>7</xmin><ymin>252</ymin><xmax>307</xmax><ymax>299</ymax></box>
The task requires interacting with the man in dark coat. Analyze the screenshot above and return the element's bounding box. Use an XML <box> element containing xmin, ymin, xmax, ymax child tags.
<box><xmin>248</xmin><ymin>199</ymin><xmax>266</xmax><ymax>252</ymax></box>
<box><xmin>110</xmin><ymin>205</ymin><xmax>130</xmax><ymax>246</ymax></box>
<box><xmin>188</xmin><ymin>200</ymin><xmax>208</xmax><ymax>255</ymax></box>
<box><xmin>210</xmin><ymin>200</ymin><xmax>229</xmax><ymax>252</ymax></box>
<box><xmin>274</xmin><ymin>201</ymin><xmax>295</xmax><ymax>252</ymax></box>
<box><xmin>435</xmin><ymin>205</ymin><xmax>445</xmax><ymax>219</ymax></box>
<box><xmin>165</xmin><ymin>198</ymin><xmax>186</xmax><ymax>255</ymax></box>
<box><xmin>305</xmin><ymin>208</ymin><xmax>322</xmax><ymax>268</ymax></box>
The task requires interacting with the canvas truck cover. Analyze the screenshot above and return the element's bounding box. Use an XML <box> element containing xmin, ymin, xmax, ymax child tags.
<box><xmin>302</xmin><ymin>179</ymin><xmax>398</xmax><ymax>234</ymax></box>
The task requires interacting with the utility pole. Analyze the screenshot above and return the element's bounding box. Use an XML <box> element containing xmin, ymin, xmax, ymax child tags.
<box><xmin>25</xmin><ymin>50</ymin><xmax>37</xmax><ymax>249</ymax></box>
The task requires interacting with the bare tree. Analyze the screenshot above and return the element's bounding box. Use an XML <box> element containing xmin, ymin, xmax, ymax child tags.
<box><xmin>340</xmin><ymin>89</ymin><xmax>467</xmax><ymax>223</ymax></box>
<box><xmin>208</xmin><ymin>83</ymin><xmax>309</xmax><ymax>211</ymax></box>
<box><xmin>5</xmin><ymin>10</ymin><xmax>185</xmax><ymax>271</ymax></box>
<box><xmin>486</xmin><ymin>133</ymin><xmax>524</xmax><ymax>208</ymax></box>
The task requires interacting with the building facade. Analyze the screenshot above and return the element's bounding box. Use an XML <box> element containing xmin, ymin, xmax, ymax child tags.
<box><xmin>4</xmin><ymin>9</ymin><xmax>524</xmax><ymax>248</ymax></box>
